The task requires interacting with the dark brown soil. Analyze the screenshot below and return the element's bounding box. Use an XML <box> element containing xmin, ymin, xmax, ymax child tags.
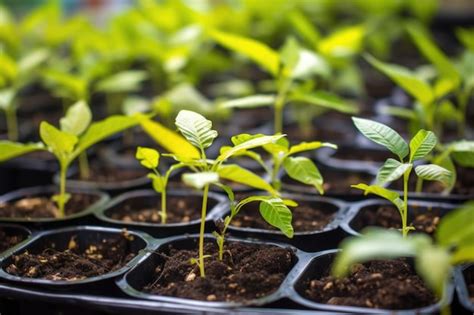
<box><xmin>71</xmin><ymin>164</ymin><xmax>146</xmax><ymax>183</ymax></box>
<box><xmin>0</xmin><ymin>229</ymin><xmax>26</xmax><ymax>253</ymax></box>
<box><xmin>144</xmin><ymin>241</ymin><xmax>295</xmax><ymax>302</ymax></box>
<box><xmin>303</xmin><ymin>258</ymin><xmax>436</xmax><ymax>309</ymax></box>
<box><xmin>391</xmin><ymin>167</ymin><xmax>474</xmax><ymax>196</ymax></box>
<box><xmin>352</xmin><ymin>205</ymin><xmax>442</xmax><ymax>235</ymax></box>
<box><xmin>282</xmin><ymin>170</ymin><xmax>374</xmax><ymax>195</ymax></box>
<box><xmin>231</xmin><ymin>200</ymin><xmax>336</xmax><ymax>232</ymax></box>
<box><xmin>106</xmin><ymin>196</ymin><xmax>202</xmax><ymax>224</ymax></box>
<box><xmin>0</xmin><ymin>194</ymin><xmax>99</xmax><ymax>219</ymax></box>
<box><xmin>5</xmin><ymin>232</ymin><xmax>136</xmax><ymax>281</ymax></box>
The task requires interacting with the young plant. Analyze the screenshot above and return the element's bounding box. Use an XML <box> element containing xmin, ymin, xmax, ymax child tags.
<box><xmin>172</xmin><ymin>110</ymin><xmax>289</xmax><ymax>277</ymax></box>
<box><xmin>0</xmin><ymin>101</ymin><xmax>140</xmax><ymax>217</ymax></box>
<box><xmin>135</xmin><ymin>146</ymin><xmax>188</xmax><ymax>224</ymax></box>
<box><xmin>332</xmin><ymin>202</ymin><xmax>474</xmax><ymax>312</ymax></box>
<box><xmin>224</xmin><ymin>137</ymin><xmax>336</xmax><ymax>193</ymax></box>
<box><xmin>210</xmin><ymin>31</ymin><xmax>357</xmax><ymax>134</ymax></box>
<box><xmin>351</xmin><ymin>117</ymin><xmax>452</xmax><ymax>237</ymax></box>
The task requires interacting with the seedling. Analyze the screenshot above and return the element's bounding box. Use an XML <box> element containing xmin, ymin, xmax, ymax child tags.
<box><xmin>351</xmin><ymin>117</ymin><xmax>452</xmax><ymax>237</ymax></box>
<box><xmin>135</xmin><ymin>146</ymin><xmax>188</xmax><ymax>224</ymax></box>
<box><xmin>0</xmin><ymin>101</ymin><xmax>140</xmax><ymax>217</ymax></box>
<box><xmin>172</xmin><ymin>110</ymin><xmax>290</xmax><ymax>277</ymax></box>
<box><xmin>211</xmin><ymin>31</ymin><xmax>357</xmax><ymax>134</ymax></box>
<box><xmin>332</xmin><ymin>202</ymin><xmax>474</xmax><ymax>312</ymax></box>
<box><xmin>224</xmin><ymin>138</ymin><xmax>336</xmax><ymax>193</ymax></box>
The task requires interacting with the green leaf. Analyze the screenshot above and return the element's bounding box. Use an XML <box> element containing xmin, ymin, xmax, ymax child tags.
<box><xmin>409</xmin><ymin>129</ymin><xmax>437</xmax><ymax>162</ymax></box>
<box><xmin>376</xmin><ymin>158</ymin><xmax>412</xmax><ymax>186</ymax></box>
<box><xmin>259</xmin><ymin>198</ymin><xmax>294</xmax><ymax>238</ymax></box>
<box><xmin>406</xmin><ymin>22</ymin><xmax>460</xmax><ymax>90</ymax></box>
<box><xmin>175</xmin><ymin>110</ymin><xmax>218</xmax><ymax>152</ymax></box>
<box><xmin>18</xmin><ymin>49</ymin><xmax>49</xmax><ymax>75</ymax></box>
<box><xmin>318</xmin><ymin>24</ymin><xmax>365</xmax><ymax>58</ymax></box>
<box><xmin>209</xmin><ymin>29</ymin><xmax>280</xmax><ymax>76</ymax></box>
<box><xmin>137</xmin><ymin>115</ymin><xmax>200</xmax><ymax>159</ymax></box>
<box><xmin>436</xmin><ymin>202</ymin><xmax>474</xmax><ymax>247</ymax></box>
<box><xmin>0</xmin><ymin>89</ymin><xmax>15</xmax><ymax>111</ymax></box>
<box><xmin>416</xmin><ymin>246</ymin><xmax>451</xmax><ymax>297</ymax></box>
<box><xmin>290</xmin><ymin>91</ymin><xmax>358</xmax><ymax>114</ymax></box>
<box><xmin>263</xmin><ymin>137</ymin><xmax>290</xmax><ymax>156</ymax></box>
<box><xmin>95</xmin><ymin>70</ymin><xmax>148</xmax><ymax>93</ymax></box>
<box><xmin>0</xmin><ymin>141</ymin><xmax>45</xmax><ymax>162</ymax></box>
<box><xmin>217</xmin><ymin>164</ymin><xmax>277</xmax><ymax>195</ymax></box>
<box><xmin>283</xmin><ymin>156</ymin><xmax>324</xmax><ymax>194</ymax></box>
<box><xmin>352</xmin><ymin>117</ymin><xmax>409</xmax><ymax>160</ymax></box>
<box><xmin>40</xmin><ymin>121</ymin><xmax>78</xmax><ymax>158</ymax></box>
<box><xmin>42</xmin><ymin>70</ymin><xmax>88</xmax><ymax>101</ymax></box>
<box><xmin>147</xmin><ymin>173</ymin><xmax>164</xmax><ymax>193</ymax></box>
<box><xmin>59</xmin><ymin>100</ymin><xmax>91</xmax><ymax>136</ymax></box>
<box><xmin>415</xmin><ymin>164</ymin><xmax>452</xmax><ymax>187</ymax></box>
<box><xmin>288</xmin><ymin>141</ymin><xmax>337</xmax><ymax>156</ymax></box>
<box><xmin>351</xmin><ymin>183</ymin><xmax>404</xmax><ymax>211</ymax></box>
<box><xmin>332</xmin><ymin>229</ymin><xmax>430</xmax><ymax>277</ymax></box>
<box><xmin>218</xmin><ymin>95</ymin><xmax>275</xmax><ymax>109</ymax></box>
<box><xmin>365</xmin><ymin>54</ymin><xmax>434</xmax><ymax>105</ymax></box>
<box><xmin>451</xmin><ymin>245</ymin><xmax>474</xmax><ymax>264</ymax></box>
<box><xmin>449</xmin><ymin>141</ymin><xmax>474</xmax><ymax>167</ymax></box>
<box><xmin>136</xmin><ymin>147</ymin><xmax>159</xmax><ymax>169</ymax></box>
<box><xmin>182</xmin><ymin>172</ymin><xmax>219</xmax><ymax>190</ymax></box>
<box><xmin>288</xmin><ymin>10</ymin><xmax>320</xmax><ymax>49</ymax></box>
<box><xmin>217</xmin><ymin>134</ymin><xmax>285</xmax><ymax>163</ymax></box>
<box><xmin>74</xmin><ymin>115</ymin><xmax>138</xmax><ymax>158</ymax></box>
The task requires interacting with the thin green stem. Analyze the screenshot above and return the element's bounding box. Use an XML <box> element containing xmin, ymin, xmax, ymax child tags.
<box><xmin>415</xmin><ymin>177</ymin><xmax>423</xmax><ymax>194</ymax></box>
<box><xmin>273</xmin><ymin>79</ymin><xmax>291</xmax><ymax>134</ymax></box>
<box><xmin>161</xmin><ymin>184</ymin><xmax>167</xmax><ymax>224</ymax></box>
<box><xmin>198</xmin><ymin>184</ymin><xmax>210</xmax><ymax>278</ymax></box>
<box><xmin>402</xmin><ymin>171</ymin><xmax>409</xmax><ymax>238</ymax></box>
<box><xmin>78</xmin><ymin>151</ymin><xmax>90</xmax><ymax>180</ymax></box>
<box><xmin>58</xmin><ymin>162</ymin><xmax>68</xmax><ymax>218</ymax></box>
<box><xmin>271</xmin><ymin>157</ymin><xmax>282</xmax><ymax>191</ymax></box>
<box><xmin>5</xmin><ymin>106</ymin><xmax>18</xmax><ymax>141</ymax></box>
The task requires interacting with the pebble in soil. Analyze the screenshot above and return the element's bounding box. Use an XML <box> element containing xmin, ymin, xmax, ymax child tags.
<box><xmin>5</xmin><ymin>232</ymin><xmax>136</xmax><ymax>281</ymax></box>
<box><xmin>144</xmin><ymin>241</ymin><xmax>296</xmax><ymax>302</ymax></box>
<box><xmin>0</xmin><ymin>194</ymin><xmax>99</xmax><ymax>219</ymax></box>
<box><xmin>303</xmin><ymin>259</ymin><xmax>436</xmax><ymax>309</ymax></box>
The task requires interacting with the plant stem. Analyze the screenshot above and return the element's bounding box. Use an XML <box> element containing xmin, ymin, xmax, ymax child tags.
<box><xmin>198</xmin><ymin>184</ymin><xmax>210</xmax><ymax>278</ymax></box>
<box><xmin>5</xmin><ymin>106</ymin><xmax>18</xmax><ymax>141</ymax></box>
<box><xmin>415</xmin><ymin>177</ymin><xmax>423</xmax><ymax>193</ymax></box>
<box><xmin>161</xmin><ymin>188</ymin><xmax>167</xmax><ymax>224</ymax></box>
<box><xmin>58</xmin><ymin>163</ymin><xmax>68</xmax><ymax>218</ymax></box>
<box><xmin>78</xmin><ymin>151</ymin><xmax>90</xmax><ymax>179</ymax></box>
<box><xmin>402</xmin><ymin>171</ymin><xmax>409</xmax><ymax>238</ymax></box>
<box><xmin>273</xmin><ymin>79</ymin><xmax>291</xmax><ymax>134</ymax></box>
<box><xmin>271</xmin><ymin>158</ymin><xmax>282</xmax><ymax>191</ymax></box>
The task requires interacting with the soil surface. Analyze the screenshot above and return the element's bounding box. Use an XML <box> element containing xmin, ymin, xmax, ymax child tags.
<box><xmin>0</xmin><ymin>194</ymin><xmax>99</xmax><ymax>219</ymax></box>
<box><xmin>71</xmin><ymin>164</ymin><xmax>147</xmax><ymax>183</ymax></box>
<box><xmin>144</xmin><ymin>241</ymin><xmax>295</xmax><ymax>302</ymax></box>
<box><xmin>106</xmin><ymin>196</ymin><xmax>203</xmax><ymax>224</ymax></box>
<box><xmin>331</xmin><ymin>149</ymin><xmax>391</xmax><ymax>163</ymax></box>
<box><xmin>303</xmin><ymin>258</ymin><xmax>436</xmax><ymax>309</ymax></box>
<box><xmin>282</xmin><ymin>170</ymin><xmax>374</xmax><ymax>195</ymax></box>
<box><xmin>5</xmin><ymin>232</ymin><xmax>136</xmax><ymax>281</ymax></box>
<box><xmin>0</xmin><ymin>229</ymin><xmax>26</xmax><ymax>253</ymax></box>
<box><xmin>352</xmin><ymin>205</ymin><xmax>442</xmax><ymax>235</ymax></box>
<box><xmin>231</xmin><ymin>200</ymin><xmax>336</xmax><ymax>232</ymax></box>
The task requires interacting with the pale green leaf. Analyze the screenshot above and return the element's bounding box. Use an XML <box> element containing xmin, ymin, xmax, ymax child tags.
<box><xmin>148</xmin><ymin>173</ymin><xmax>164</xmax><ymax>193</ymax></box>
<box><xmin>319</xmin><ymin>24</ymin><xmax>365</xmax><ymax>58</ymax></box>
<box><xmin>290</xmin><ymin>91</ymin><xmax>358</xmax><ymax>114</ymax></box>
<box><xmin>259</xmin><ymin>198</ymin><xmax>294</xmax><ymax>238</ymax></box>
<box><xmin>409</xmin><ymin>129</ymin><xmax>437</xmax><ymax>162</ymax></box>
<box><xmin>60</xmin><ymin>100</ymin><xmax>91</xmax><ymax>136</ymax></box>
<box><xmin>182</xmin><ymin>172</ymin><xmax>219</xmax><ymax>190</ymax></box>
<box><xmin>217</xmin><ymin>164</ymin><xmax>276</xmax><ymax>195</ymax></box>
<box><xmin>449</xmin><ymin>140</ymin><xmax>474</xmax><ymax>167</ymax></box>
<box><xmin>288</xmin><ymin>141</ymin><xmax>337</xmax><ymax>156</ymax></box>
<box><xmin>209</xmin><ymin>29</ymin><xmax>280</xmax><ymax>76</ymax></box>
<box><xmin>416</xmin><ymin>246</ymin><xmax>451</xmax><ymax>297</ymax></box>
<box><xmin>18</xmin><ymin>48</ymin><xmax>49</xmax><ymax>75</ymax></box>
<box><xmin>175</xmin><ymin>110</ymin><xmax>218</xmax><ymax>151</ymax></box>
<box><xmin>376</xmin><ymin>158</ymin><xmax>412</xmax><ymax>185</ymax></box>
<box><xmin>288</xmin><ymin>10</ymin><xmax>320</xmax><ymax>49</ymax></box>
<box><xmin>283</xmin><ymin>156</ymin><xmax>324</xmax><ymax>194</ymax></box>
<box><xmin>365</xmin><ymin>54</ymin><xmax>434</xmax><ymax>105</ymax></box>
<box><xmin>95</xmin><ymin>70</ymin><xmax>148</xmax><ymax>93</ymax></box>
<box><xmin>436</xmin><ymin>202</ymin><xmax>474</xmax><ymax>247</ymax></box>
<box><xmin>0</xmin><ymin>141</ymin><xmax>45</xmax><ymax>162</ymax></box>
<box><xmin>136</xmin><ymin>146</ymin><xmax>159</xmax><ymax>169</ymax></box>
<box><xmin>217</xmin><ymin>134</ymin><xmax>285</xmax><ymax>163</ymax></box>
<box><xmin>40</xmin><ymin>121</ymin><xmax>78</xmax><ymax>158</ymax></box>
<box><xmin>74</xmin><ymin>115</ymin><xmax>138</xmax><ymax>158</ymax></box>
<box><xmin>415</xmin><ymin>164</ymin><xmax>452</xmax><ymax>187</ymax></box>
<box><xmin>352</xmin><ymin>117</ymin><xmax>409</xmax><ymax>160</ymax></box>
<box><xmin>351</xmin><ymin>183</ymin><xmax>404</xmax><ymax>211</ymax></box>
<box><xmin>218</xmin><ymin>95</ymin><xmax>275</xmax><ymax>109</ymax></box>
<box><xmin>451</xmin><ymin>245</ymin><xmax>474</xmax><ymax>264</ymax></box>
